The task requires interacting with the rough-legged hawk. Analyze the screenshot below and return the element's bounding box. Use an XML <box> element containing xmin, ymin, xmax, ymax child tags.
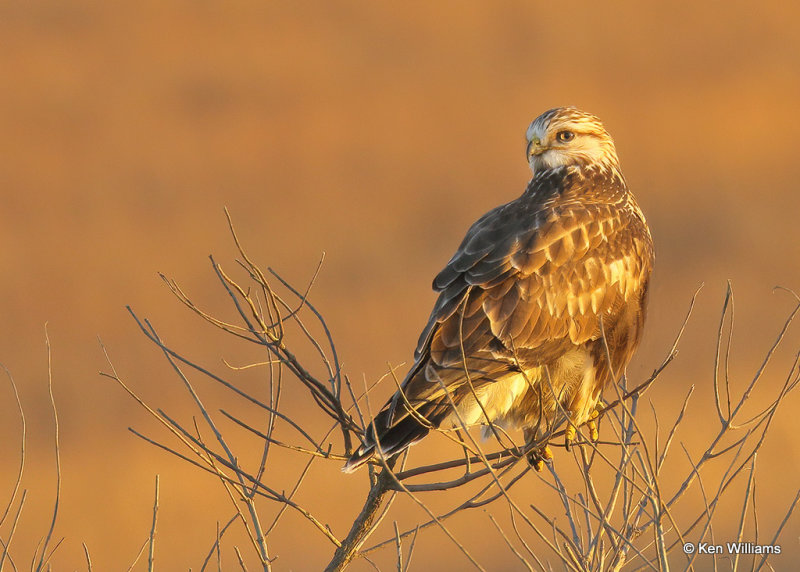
<box><xmin>344</xmin><ymin>107</ymin><xmax>654</xmax><ymax>472</ymax></box>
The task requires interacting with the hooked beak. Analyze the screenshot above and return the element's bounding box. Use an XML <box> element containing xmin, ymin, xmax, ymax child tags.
<box><xmin>527</xmin><ymin>137</ymin><xmax>545</xmax><ymax>159</ymax></box>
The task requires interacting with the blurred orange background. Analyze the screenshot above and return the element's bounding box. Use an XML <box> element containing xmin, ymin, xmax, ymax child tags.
<box><xmin>2</xmin><ymin>1</ymin><xmax>800</xmax><ymax>569</ymax></box>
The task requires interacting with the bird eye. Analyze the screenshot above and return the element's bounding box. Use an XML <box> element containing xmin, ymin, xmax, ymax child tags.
<box><xmin>556</xmin><ymin>131</ymin><xmax>575</xmax><ymax>143</ymax></box>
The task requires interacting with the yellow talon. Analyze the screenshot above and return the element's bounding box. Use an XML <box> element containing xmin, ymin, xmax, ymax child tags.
<box><xmin>528</xmin><ymin>445</ymin><xmax>554</xmax><ymax>471</ymax></box>
<box><xmin>588</xmin><ymin>419</ymin><xmax>599</xmax><ymax>442</ymax></box>
<box><xmin>564</xmin><ymin>424</ymin><xmax>576</xmax><ymax>450</ymax></box>
<box><xmin>588</xmin><ymin>407</ymin><xmax>601</xmax><ymax>441</ymax></box>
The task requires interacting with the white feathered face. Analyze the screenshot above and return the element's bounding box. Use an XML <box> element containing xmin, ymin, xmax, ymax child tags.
<box><xmin>526</xmin><ymin>107</ymin><xmax>620</xmax><ymax>175</ymax></box>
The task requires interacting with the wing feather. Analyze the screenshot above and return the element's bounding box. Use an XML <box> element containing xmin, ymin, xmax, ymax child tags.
<box><xmin>420</xmin><ymin>201</ymin><xmax>649</xmax><ymax>372</ymax></box>
<box><xmin>385</xmin><ymin>172</ymin><xmax>653</xmax><ymax>449</ymax></box>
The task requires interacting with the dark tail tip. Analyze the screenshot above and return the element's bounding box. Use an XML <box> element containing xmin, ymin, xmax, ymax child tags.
<box><xmin>341</xmin><ymin>445</ymin><xmax>375</xmax><ymax>473</ymax></box>
<box><xmin>342</xmin><ymin>403</ymin><xmax>442</xmax><ymax>473</ymax></box>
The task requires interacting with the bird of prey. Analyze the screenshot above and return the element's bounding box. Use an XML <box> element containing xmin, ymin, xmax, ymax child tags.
<box><xmin>343</xmin><ymin>107</ymin><xmax>654</xmax><ymax>473</ymax></box>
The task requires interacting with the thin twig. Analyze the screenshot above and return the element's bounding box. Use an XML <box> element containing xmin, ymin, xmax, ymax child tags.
<box><xmin>35</xmin><ymin>328</ymin><xmax>61</xmax><ymax>572</ymax></box>
<box><xmin>0</xmin><ymin>366</ymin><xmax>25</xmax><ymax>532</ymax></box>
<box><xmin>148</xmin><ymin>475</ymin><xmax>160</xmax><ymax>572</ymax></box>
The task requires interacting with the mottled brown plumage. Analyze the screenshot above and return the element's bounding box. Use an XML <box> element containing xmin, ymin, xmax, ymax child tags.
<box><xmin>344</xmin><ymin>107</ymin><xmax>654</xmax><ymax>473</ymax></box>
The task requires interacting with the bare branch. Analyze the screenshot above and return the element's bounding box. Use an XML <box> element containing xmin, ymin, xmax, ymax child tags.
<box><xmin>35</xmin><ymin>327</ymin><xmax>61</xmax><ymax>572</ymax></box>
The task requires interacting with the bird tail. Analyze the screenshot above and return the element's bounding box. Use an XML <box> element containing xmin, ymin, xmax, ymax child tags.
<box><xmin>341</xmin><ymin>404</ymin><xmax>439</xmax><ymax>473</ymax></box>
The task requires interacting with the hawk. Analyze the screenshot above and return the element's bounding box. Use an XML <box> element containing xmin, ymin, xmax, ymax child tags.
<box><xmin>344</xmin><ymin>107</ymin><xmax>654</xmax><ymax>473</ymax></box>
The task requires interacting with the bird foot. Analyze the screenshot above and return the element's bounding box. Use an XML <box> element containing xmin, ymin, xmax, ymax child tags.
<box><xmin>526</xmin><ymin>445</ymin><xmax>553</xmax><ymax>472</ymax></box>
<box><xmin>565</xmin><ymin>406</ymin><xmax>603</xmax><ymax>450</ymax></box>
<box><xmin>564</xmin><ymin>424</ymin><xmax>577</xmax><ymax>451</ymax></box>
<box><xmin>587</xmin><ymin>419</ymin><xmax>599</xmax><ymax>442</ymax></box>
<box><xmin>587</xmin><ymin>408</ymin><xmax>601</xmax><ymax>442</ymax></box>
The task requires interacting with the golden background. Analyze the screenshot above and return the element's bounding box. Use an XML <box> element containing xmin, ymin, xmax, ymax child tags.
<box><xmin>1</xmin><ymin>1</ymin><xmax>799</xmax><ymax>569</ymax></box>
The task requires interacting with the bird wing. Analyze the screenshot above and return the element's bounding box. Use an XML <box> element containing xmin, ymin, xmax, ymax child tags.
<box><xmin>389</xmin><ymin>183</ymin><xmax>653</xmax><ymax>423</ymax></box>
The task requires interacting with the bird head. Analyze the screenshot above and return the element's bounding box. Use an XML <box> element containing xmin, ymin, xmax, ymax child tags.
<box><xmin>526</xmin><ymin>107</ymin><xmax>621</xmax><ymax>176</ymax></box>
